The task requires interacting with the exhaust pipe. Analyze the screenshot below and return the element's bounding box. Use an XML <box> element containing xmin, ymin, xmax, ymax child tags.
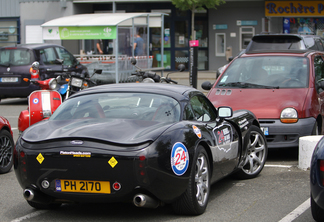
<box><xmin>23</xmin><ymin>189</ymin><xmax>35</xmax><ymax>201</ymax></box>
<box><xmin>23</xmin><ymin>188</ymin><xmax>52</xmax><ymax>204</ymax></box>
<box><xmin>133</xmin><ymin>194</ymin><xmax>160</xmax><ymax>208</ymax></box>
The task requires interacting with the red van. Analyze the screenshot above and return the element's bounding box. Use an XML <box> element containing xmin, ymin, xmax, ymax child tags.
<box><xmin>202</xmin><ymin>49</ymin><xmax>324</xmax><ymax>148</ymax></box>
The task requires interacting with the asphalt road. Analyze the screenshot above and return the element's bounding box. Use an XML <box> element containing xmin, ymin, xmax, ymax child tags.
<box><xmin>0</xmin><ymin>98</ymin><xmax>316</xmax><ymax>222</ymax></box>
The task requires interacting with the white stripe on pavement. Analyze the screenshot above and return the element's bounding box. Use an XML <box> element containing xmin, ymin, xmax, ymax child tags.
<box><xmin>265</xmin><ymin>164</ymin><xmax>293</xmax><ymax>168</ymax></box>
<box><xmin>278</xmin><ymin>198</ymin><xmax>310</xmax><ymax>222</ymax></box>
<box><xmin>11</xmin><ymin>211</ymin><xmax>47</xmax><ymax>222</ymax></box>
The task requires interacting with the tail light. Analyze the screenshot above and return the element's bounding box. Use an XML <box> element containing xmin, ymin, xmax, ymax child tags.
<box><xmin>29</xmin><ymin>67</ymin><xmax>40</xmax><ymax>79</ymax></box>
<box><xmin>320</xmin><ymin>160</ymin><xmax>324</xmax><ymax>186</ymax></box>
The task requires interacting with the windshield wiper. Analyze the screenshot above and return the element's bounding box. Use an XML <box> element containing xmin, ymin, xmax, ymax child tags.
<box><xmin>219</xmin><ymin>82</ymin><xmax>279</xmax><ymax>89</ymax></box>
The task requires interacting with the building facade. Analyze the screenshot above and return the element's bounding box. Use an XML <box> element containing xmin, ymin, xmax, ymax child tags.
<box><xmin>1</xmin><ymin>0</ymin><xmax>324</xmax><ymax>71</ymax></box>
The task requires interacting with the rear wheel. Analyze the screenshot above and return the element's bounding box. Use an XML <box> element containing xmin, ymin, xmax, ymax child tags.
<box><xmin>235</xmin><ymin>125</ymin><xmax>267</xmax><ymax>179</ymax></box>
<box><xmin>172</xmin><ymin>145</ymin><xmax>210</xmax><ymax>215</ymax></box>
<box><xmin>0</xmin><ymin>130</ymin><xmax>14</xmax><ymax>174</ymax></box>
<box><xmin>311</xmin><ymin>194</ymin><xmax>324</xmax><ymax>222</ymax></box>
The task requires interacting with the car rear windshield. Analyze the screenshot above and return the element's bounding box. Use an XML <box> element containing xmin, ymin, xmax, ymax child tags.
<box><xmin>247</xmin><ymin>35</ymin><xmax>306</xmax><ymax>51</ymax></box>
<box><xmin>217</xmin><ymin>56</ymin><xmax>309</xmax><ymax>89</ymax></box>
<box><xmin>0</xmin><ymin>48</ymin><xmax>33</xmax><ymax>66</ymax></box>
<box><xmin>50</xmin><ymin>92</ymin><xmax>181</xmax><ymax>123</ymax></box>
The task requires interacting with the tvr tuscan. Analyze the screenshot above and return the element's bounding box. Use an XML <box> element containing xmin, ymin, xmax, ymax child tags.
<box><xmin>14</xmin><ymin>83</ymin><xmax>267</xmax><ymax>215</ymax></box>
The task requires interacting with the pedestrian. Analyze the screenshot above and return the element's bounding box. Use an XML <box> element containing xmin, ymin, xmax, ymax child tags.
<box><xmin>97</xmin><ymin>39</ymin><xmax>109</xmax><ymax>54</ymax></box>
<box><xmin>134</xmin><ymin>32</ymin><xmax>145</xmax><ymax>56</ymax></box>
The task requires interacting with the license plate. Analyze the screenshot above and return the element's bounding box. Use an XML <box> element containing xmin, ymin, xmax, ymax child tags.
<box><xmin>0</xmin><ymin>77</ymin><xmax>18</xmax><ymax>82</ymax></box>
<box><xmin>261</xmin><ymin>127</ymin><xmax>269</xmax><ymax>135</ymax></box>
<box><xmin>55</xmin><ymin>179</ymin><xmax>111</xmax><ymax>194</ymax></box>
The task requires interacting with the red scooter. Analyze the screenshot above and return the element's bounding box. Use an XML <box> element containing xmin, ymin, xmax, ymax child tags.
<box><xmin>18</xmin><ymin>62</ymin><xmax>62</xmax><ymax>134</ymax></box>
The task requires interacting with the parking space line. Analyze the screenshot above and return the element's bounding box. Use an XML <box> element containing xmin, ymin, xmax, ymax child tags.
<box><xmin>11</xmin><ymin>211</ymin><xmax>47</xmax><ymax>222</ymax></box>
<box><xmin>278</xmin><ymin>198</ymin><xmax>310</xmax><ymax>222</ymax></box>
<box><xmin>265</xmin><ymin>164</ymin><xmax>293</xmax><ymax>168</ymax></box>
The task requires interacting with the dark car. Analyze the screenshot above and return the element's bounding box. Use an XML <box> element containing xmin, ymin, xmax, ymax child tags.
<box><xmin>0</xmin><ymin>115</ymin><xmax>14</xmax><ymax>174</ymax></box>
<box><xmin>0</xmin><ymin>43</ymin><xmax>88</xmax><ymax>101</ymax></box>
<box><xmin>14</xmin><ymin>83</ymin><xmax>267</xmax><ymax>215</ymax></box>
<box><xmin>202</xmin><ymin>49</ymin><xmax>324</xmax><ymax>149</ymax></box>
<box><xmin>310</xmin><ymin>136</ymin><xmax>324</xmax><ymax>221</ymax></box>
<box><xmin>245</xmin><ymin>33</ymin><xmax>324</xmax><ymax>52</ymax></box>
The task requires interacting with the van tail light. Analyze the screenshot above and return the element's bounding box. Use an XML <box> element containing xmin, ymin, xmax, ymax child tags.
<box><xmin>29</xmin><ymin>67</ymin><xmax>40</xmax><ymax>79</ymax></box>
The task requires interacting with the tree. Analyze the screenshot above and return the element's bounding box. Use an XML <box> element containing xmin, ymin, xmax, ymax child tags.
<box><xmin>171</xmin><ymin>0</ymin><xmax>225</xmax><ymax>40</ymax></box>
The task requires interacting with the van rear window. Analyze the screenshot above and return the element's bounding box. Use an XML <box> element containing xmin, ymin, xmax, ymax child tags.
<box><xmin>0</xmin><ymin>49</ymin><xmax>33</xmax><ymax>66</ymax></box>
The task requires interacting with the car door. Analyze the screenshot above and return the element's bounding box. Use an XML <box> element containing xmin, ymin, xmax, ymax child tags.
<box><xmin>188</xmin><ymin>94</ymin><xmax>239</xmax><ymax>176</ymax></box>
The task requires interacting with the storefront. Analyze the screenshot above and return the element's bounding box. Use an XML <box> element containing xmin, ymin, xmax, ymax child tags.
<box><xmin>265</xmin><ymin>1</ymin><xmax>324</xmax><ymax>36</ymax></box>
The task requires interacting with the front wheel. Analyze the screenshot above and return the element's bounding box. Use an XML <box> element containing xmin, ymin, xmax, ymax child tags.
<box><xmin>0</xmin><ymin>130</ymin><xmax>14</xmax><ymax>174</ymax></box>
<box><xmin>172</xmin><ymin>145</ymin><xmax>210</xmax><ymax>215</ymax></box>
<box><xmin>235</xmin><ymin>125</ymin><xmax>268</xmax><ymax>179</ymax></box>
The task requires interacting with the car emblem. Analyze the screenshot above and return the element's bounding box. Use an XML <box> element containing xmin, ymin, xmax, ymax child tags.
<box><xmin>70</xmin><ymin>140</ymin><xmax>83</xmax><ymax>145</ymax></box>
<box><xmin>7</xmin><ymin>67</ymin><xmax>10</xmax><ymax>72</ymax></box>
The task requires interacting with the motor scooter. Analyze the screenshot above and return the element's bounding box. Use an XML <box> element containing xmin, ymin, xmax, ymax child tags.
<box><xmin>18</xmin><ymin>62</ymin><xmax>62</xmax><ymax>134</ymax></box>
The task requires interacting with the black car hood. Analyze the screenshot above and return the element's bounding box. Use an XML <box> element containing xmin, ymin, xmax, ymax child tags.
<box><xmin>22</xmin><ymin>118</ymin><xmax>173</xmax><ymax>145</ymax></box>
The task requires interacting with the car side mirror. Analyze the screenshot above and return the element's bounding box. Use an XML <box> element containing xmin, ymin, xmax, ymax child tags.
<box><xmin>218</xmin><ymin>106</ymin><xmax>233</xmax><ymax>118</ymax></box>
<box><xmin>201</xmin><ymin>81</ymin><xmax>213</xmax><ymax>91</ymax></box>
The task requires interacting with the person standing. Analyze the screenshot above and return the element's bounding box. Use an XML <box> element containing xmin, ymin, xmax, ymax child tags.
<box><xmin>133</xmin><ymin>32</ymin><xmax>145</xmax><ymax>56</ymax></box>
<box><xmin>97</xmin><ymin>39</ymin><xmax>110</xmax><ymax>54</ymax></box>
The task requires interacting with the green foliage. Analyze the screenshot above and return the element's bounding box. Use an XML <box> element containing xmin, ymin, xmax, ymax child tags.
<box><xmin>171</xmin><ymin>0</ymin><xmax>225</xmax><ymax>11</ymax></box>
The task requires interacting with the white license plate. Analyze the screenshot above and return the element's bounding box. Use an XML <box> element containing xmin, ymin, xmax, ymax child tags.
<box><xmin>1</xmin><ymin>77</ymin><xmax>18</xmax><ymax>82</ymax></box>
<box><xmin>261</xmin><ymin>127</ymin><xmax>269</xmax><ymax>135</ymax></box>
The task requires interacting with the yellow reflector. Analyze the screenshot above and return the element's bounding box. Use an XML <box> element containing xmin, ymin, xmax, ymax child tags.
<box><xmin>280</xmin><ymin>118</ymin><xmax>298</xmax><ymax>123</ymax></box>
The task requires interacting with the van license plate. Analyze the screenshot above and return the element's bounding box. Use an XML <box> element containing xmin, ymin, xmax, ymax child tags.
<box><xmin>1</xmin><ymin>77</ymin><xmax>18</xmax><ymax>82</ymax></box>
<box><xmin>55</xmin><ymin>179</ymin><xmax>111</xmax><ymax>194</ymax></box>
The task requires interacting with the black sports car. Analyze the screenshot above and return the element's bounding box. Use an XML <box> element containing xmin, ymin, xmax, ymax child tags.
<box><xmin>14</xmin><ymin>83</ymin><xmax>267</xmax><ymax>215</ymax></box>
<box><xmin>310</xmin><ymin>136</ymin><xmax>324</xmax><ymax>221</ymax></box>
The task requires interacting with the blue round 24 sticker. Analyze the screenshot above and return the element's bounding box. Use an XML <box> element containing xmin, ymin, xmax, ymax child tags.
<box><xmin>171</xmin><ymin>142</ymin><xmax>189</xmax><ymax>176</ymax></box>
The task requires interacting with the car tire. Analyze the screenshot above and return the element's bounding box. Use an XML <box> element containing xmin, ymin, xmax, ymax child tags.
<box><xmin>172</xmin><ymin>145</ymin><xmax>210</xmax><ymax>215</ymax></box>
<box><xmin>311</xmin><ymin>194</ymin><xmax>324</xmax><ymax>222</ymax></box>
<box><xmin>235</xmin><ymin>125</ymin><xmax>268</xmax><ymax>179</ymax></box>
<box><xmin>312</xmin><ymin>121</ymin><xmax>319</xmax><ymax>135</ymax></box>
<box><xmin>0</xmin><ymin>129</ymin><xmax>14</xmax><ymax>174</ymax></box>
<box><xmin>27</xmin><ymin>200</ymin><xmax>61</xmax><ymax>210</ymax></box>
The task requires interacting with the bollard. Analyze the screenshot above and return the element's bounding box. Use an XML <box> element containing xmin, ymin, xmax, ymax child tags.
<box><xmin>298</xmin><ymin>135</ymin><xmax>323</xmax><ymax>170</ymax></box>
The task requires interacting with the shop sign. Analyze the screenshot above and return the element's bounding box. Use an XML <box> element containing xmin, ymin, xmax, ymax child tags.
<box><xmin>43</xmin><ymin>26</ymin><xmax>117</xmax><ymax>40</ymax></box>
<box><xmin>265</xmin><ymin>1</ymin><xmax>324</xmax><ymax>17</ymax></box>
<box><xmin>213</xmin><ymin>24</ymin><xmax>228</xmax><ymax>30</ymax></box>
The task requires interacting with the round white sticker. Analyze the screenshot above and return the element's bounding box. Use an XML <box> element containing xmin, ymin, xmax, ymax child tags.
<box><xmin>33</xmin><ymin>98</ymin><xmax>39</xmax><ymax>104</ymax></box>
<box><xmin>171</xmin><ymin>142</ymin><xmax>189</xmax><ymax>176</ymax></box>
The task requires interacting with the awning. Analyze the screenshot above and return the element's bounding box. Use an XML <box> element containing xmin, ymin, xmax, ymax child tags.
<box><xmin>41</xmin><ymin>12</ymin><xmax>166</xmax><ymax>40</ymax></box>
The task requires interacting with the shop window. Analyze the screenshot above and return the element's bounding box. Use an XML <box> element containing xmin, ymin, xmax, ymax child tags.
<box><xmin>215</xmin><ymin>33</ymin><xmax>225</xmax><ymax>57</ymax></box>
<box><xmin>0</xmin><ymin>18</ymin><xmax>19</xmax><ymax>47</ymax></box>
<box><xmin>240</xmin><ymin>27</ymin><xmax>255</xmax><ymax>51</ymax></box>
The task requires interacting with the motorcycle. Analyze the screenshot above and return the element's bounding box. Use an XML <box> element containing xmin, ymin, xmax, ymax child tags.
<box><xmin>57</xmin><ymin>68</ymin><xmax>102</xmax><ymax>101</ymax></box>
<box><xmin>18</xmin><ymin>62</ymin><xmax>62</xmax><ymax>134</ymax></box>
<box><xmin>128</xmin><ymin>57</ymin><xmax>185</xmax><ymax>84</ymax></box>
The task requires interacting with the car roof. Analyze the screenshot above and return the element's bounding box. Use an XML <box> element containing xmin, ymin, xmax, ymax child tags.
<box><xmin>69</xmin><ymin>83</ymin><xmax>201</xmax><ymax>100</ymax></box>
<box><xmin>0</xmin><ymin>43</ymin><xmax>63</xmax><ymax>50</ymax></box>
